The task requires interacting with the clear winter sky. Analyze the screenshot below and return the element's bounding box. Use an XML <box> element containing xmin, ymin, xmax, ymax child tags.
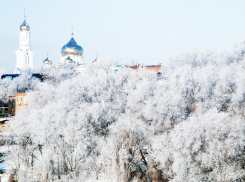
<box><xmin>1</xmin><ymin>0</ymin><xmax>245</xmax><ymax>73</ymax></box>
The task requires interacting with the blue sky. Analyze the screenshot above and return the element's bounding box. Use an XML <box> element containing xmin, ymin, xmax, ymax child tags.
<box><xmin>1</xmin><ymin>0</ymin><xmax>245</xmax><ymax>73</ymax></box>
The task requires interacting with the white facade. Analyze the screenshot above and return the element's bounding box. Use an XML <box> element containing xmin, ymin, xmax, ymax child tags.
<box><xmin>14</xmin><ymin>19</ymin><xmax>34</xmax><ymax>74</ymax></box>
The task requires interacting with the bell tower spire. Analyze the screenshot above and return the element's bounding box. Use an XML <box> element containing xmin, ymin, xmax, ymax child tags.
<box><xmin>14</xmin><ymin>10</ymin><xmax>34</xmax><ymax>74</ymax></box>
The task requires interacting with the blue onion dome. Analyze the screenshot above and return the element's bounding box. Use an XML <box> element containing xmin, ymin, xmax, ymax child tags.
<box><xmin>65</xmin><ymin>56</ymin><xmax>74</xmax><ymax>64</ymax></box>
<box><xmin>43</xmin><ymin>57</ymin><xmax>52</xmax><ymax>66</ymax></box>
<box><xmin>20</xmin><ymin>18</ymin><xmax>30</xmax><ymax>31</ymax></box>
<box><xmin>61</xmin><ymin>37</ymin><xmax>83</xmax><ymax>56</ymax></box>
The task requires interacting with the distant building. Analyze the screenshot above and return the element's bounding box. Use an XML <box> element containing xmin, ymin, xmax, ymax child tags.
<box><xmin>1</xmin><ymin>73</ymin><xmax>46</xmax><ymax>81</ymax></box>
<box><xmin>60</xmin><ymin>31</ymin><xmax>84</xmax><ymax>65</ymax></box>
<box><xmin>0</xmin><ymin>96</ymin><xmax>15</xmax><ymax>118</ymax></box>
<box><xmin>14</xmin><ymin>14</ymin><xmax>34</xmax><ymax>74</ymax></box>
<box><xmin>126</xmin><ymin>63</ymin><xmax>162</xmax><ymax>73</ymax></box>
<box><xmin>43</xmin><ymin>53</ymin><xmax>52</xmax><ymax>66</ymax></box>
<box><xmin>8</xmin><ymin>97</ymin><xmax>16</xmax><ymax>116</ymax></box>
<box><xmin>15</xmin><ymin>92</ymin><xmax>28</xmax><ymax>115</ymax></box>
<box><xmin>0</xmin><ymin>101</ymin><xmax>8</xmax><ymax>118</ymax></box>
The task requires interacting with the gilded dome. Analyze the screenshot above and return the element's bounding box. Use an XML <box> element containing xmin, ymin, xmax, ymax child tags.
<box><xmin>43</xmin><ymin>57</ymin><xmax>52</xmax><ymax>66</ymax></box>
<box><xmin>20</xmin><ymin>19</ymin><xmax>30</xmax><ymax>31</ymax></box>
<box><xmin>65</xmin><ymin>56</ymin><xmax>74</xmax><ymax>64</ymax></box>
<box><xmin>61</xmin><ymin>37</ymin><xmax>83</xmax><ymax>56</ymax></box>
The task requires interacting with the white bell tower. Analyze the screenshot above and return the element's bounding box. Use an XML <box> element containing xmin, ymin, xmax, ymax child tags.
<box><xmin>14</xmin><ymin>11</ymin><xmax>34</xmax><ymax>74</ymax></box>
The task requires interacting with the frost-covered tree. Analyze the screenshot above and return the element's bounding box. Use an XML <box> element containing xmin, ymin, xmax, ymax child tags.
<box><xmin>2</xmin><ymin>41</ymin><xmax>245</xmax><ymax>181</ymax></box>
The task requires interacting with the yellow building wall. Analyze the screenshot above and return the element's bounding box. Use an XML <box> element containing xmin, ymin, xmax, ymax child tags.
<box><xmin>15</xmin><ymin>92</ymin><xmax>29</xmax><ymax>115</ymax></box>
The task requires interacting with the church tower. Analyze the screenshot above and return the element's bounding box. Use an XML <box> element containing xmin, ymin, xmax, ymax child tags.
<box><xmin>14</xmin><ymin>12</ymin><xmax>34</xmax><ymax>74</ymax></box>
<box><xmin>61</xmin><ymin>28</ymin><xmax>83</xmax><ymax>65</ymax></box>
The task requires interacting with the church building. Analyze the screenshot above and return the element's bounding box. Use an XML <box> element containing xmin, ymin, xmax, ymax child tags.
<box><xmin>60</xmin><ymin>30</ymin><xmax>84</xmax><ymax>65</ymax></box>
<box><xmin>14</xmin><ymin>13</ymin><xmax>84</xmax><ymax>73</ymax></box>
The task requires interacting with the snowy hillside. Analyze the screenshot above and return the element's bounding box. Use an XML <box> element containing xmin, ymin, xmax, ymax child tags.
<box><xmin>1</xmin><ymin>41</ymin><xmax>245</xmax><ymax>181</ymax></box>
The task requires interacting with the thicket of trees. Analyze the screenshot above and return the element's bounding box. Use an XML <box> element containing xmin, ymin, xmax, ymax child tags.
<box><xmin>1</xmin><ymin>40</ymin><xmax>245</xmax><ymax>181</ymax></box>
